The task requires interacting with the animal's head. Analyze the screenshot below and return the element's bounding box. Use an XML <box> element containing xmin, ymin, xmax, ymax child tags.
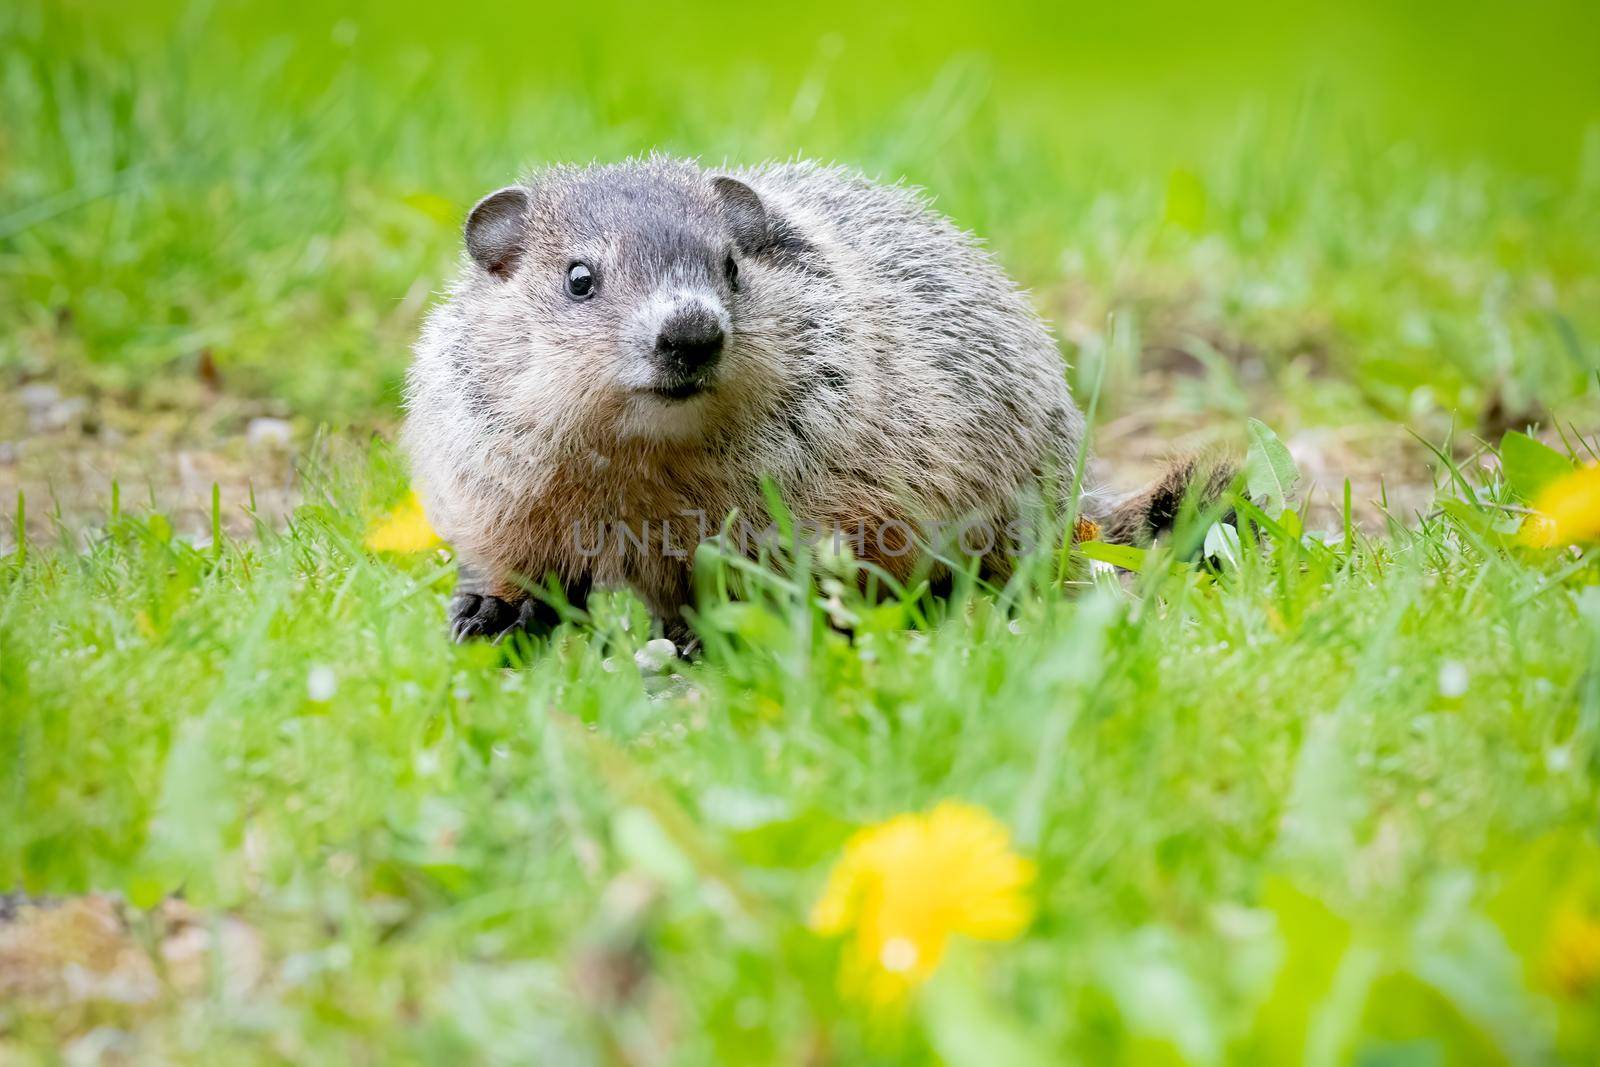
<box><xmin>450</xmin><ymin>159</ymin><xmax>780</xmax><ymax>447</ymax></box>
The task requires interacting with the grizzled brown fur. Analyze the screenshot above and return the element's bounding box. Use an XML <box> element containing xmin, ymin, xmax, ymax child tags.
<box><xmin>403</xmin><ymin>156</ymin><xmax>1230</xmax><ymax>642</ymax></box>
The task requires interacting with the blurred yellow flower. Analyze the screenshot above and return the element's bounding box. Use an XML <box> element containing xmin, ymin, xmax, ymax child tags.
<box><xmin>810</xmin><ymin>801</ymin><xmax>1034</xmax><ymax>1005</ymax></box>
<box><xmin>1543</xmin><ymin>905</ymin><xmax>1600</xmax><ymax>997</ymax></box>
<box><xmin>1521</xmin><ymin>465</ymin><xmax>1600</xmax><ymax>548</ymax></box>
<box><xmin>364</xmin><ymin>491</ymin><xmax>444</xmax><ymax>553</ymax></box>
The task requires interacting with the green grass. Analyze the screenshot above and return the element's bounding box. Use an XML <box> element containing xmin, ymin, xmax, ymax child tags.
<box><xmin>4</xmin><ymin>1</ymin><xmax>1600</xmax><ymax>1063</ymax></box>
<box><xmin>5</xmin><ymin>433</ymin><xmax>1600</xmax><ymax>1063</ymax></box>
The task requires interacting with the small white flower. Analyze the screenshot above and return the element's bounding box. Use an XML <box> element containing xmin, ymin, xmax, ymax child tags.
<box><xmin>306</xmin><ymin>665</ymin><xmax>337</xmax><ymax>702</ymax></box>
<box><xmin>1437</xmin><ymin>660</ymin><xmax>1469</xmax><ymax>698</ymax></box>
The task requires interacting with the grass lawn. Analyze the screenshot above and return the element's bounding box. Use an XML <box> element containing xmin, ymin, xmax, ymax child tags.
<box><xmin>4</xmin><ymin>1</ymin><xmax>1600</xmax><ymax>1063</ymax></box>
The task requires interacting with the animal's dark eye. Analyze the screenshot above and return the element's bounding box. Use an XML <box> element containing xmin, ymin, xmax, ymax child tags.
<box><xmin>724</xmin><ymin>254</ymin><xmax>740</xmax><ymax>292</ymax></box>
<box><xmin>565</xmin><ymin>262</ymin><xmax>595</xmax><ymax>300</ymax></box>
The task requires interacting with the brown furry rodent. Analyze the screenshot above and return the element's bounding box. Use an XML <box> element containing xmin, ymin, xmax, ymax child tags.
<box><xmin>403</xmin><ymin>156</ymin><xmax>1229</xmax><ymax>643</ymax></box>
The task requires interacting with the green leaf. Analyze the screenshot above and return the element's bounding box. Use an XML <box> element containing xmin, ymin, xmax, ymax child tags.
<box><xmin>612</xmin><ymin>807</ymin><xmax>697</xmax><ymax>889</ymax></box>
<box><xmin>730</xmin><ymin>809</ymin><xmax>856</xmax><ymax>869</ymax></box>
<box><xmin>1486</xmin><ymin>830</ymin><xmax>1600</xmax><ymax>961</ymax></box>
<box><xmin>1246</xmin><ymin>419</ymin><xmax>1302</xmax><ymax>517</ymax></box>
<box><xmin>1078</xmin><ymin>540</ymin><xmax>1148</xmax><ymax>572</ymax></box>
<box><xmin>1439</xmin><ymin>499</ymin><xmax>1519</xmax><ymax>542</ymax></box>
<box><xmin>1499</xmin><ymin>431</ymin><xmax>1573</xmax><ymax>502</ymax></box>
<box><xmin>1204</xmin><ymin>521</ymin><xmax>1243</xmax><ymax>568</ymax></box>
<box><xmin>1357</xmin><ymin>973</ymin><xmax>1497</xmax><ymax>1067</ymax></box>
<box><xmin>1096</xmin><ymin>927</ymin><xmax>1224</xmax><ymax>1064</ymax></box>
<box><xmin>1245</xmin><ymin>879</ymin><xmax>1357</xmax><ymax>1065</ymax></box>
<box><xmin>1405</xmin><ymin>874</ymin><xmax>1548</xmax><ymax>1063</ymax></box>
<box><xmin>134</xmin><ymin>718</ymin><xmax>236</xmax><ymax>904</ymax></box>
<box><xmin>921</xmin><ymin>946</ymin><xmax>1052</xmax><ymax>1067</ymax></box>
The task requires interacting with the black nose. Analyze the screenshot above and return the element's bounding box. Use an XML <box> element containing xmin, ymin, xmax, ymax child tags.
<box><xmin>655</xmin><ymin>311</ymin><xmax>724</xmax><ymax>373</ymax></box>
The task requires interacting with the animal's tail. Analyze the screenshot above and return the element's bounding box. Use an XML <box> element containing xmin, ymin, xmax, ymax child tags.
<box><xmin>1096</xmin><ymin>454</ymin><xmax>1241</xmax><ymax>547</ymax></box>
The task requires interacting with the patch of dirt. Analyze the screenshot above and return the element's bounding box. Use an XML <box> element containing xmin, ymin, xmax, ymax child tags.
<box><xmin>0</xmin><ymin>894</ymin><xmax>263</xmax><ymax>1032</ymax></box>
<box><xmin>1047</xmin><ymin>272</ymin><xmax>1452</xmax><ymax>530</ymax></box>
<box><xmin>0</xmin><ymin>385</ymin><xmax>307</xmax><ymax>552</ymax></box>
<box><xmin>1090</xmin><ymin>369</ymin><xmax>1441</xmax><ymax>533</ymax></box>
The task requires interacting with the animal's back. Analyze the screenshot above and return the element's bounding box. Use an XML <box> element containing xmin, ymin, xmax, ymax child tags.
<box><xmin>729</xmin><ymin>161</ymin><xmax>1084</xmax><ymax>547</ymax></box>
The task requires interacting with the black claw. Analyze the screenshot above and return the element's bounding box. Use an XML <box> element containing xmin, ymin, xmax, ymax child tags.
<box><xmin>448</xmin><ymin>593</ymin><xmax>481</xmax><ymax>642</ymax></box>
<box><xmin>663</xmin><ymin>618</ymin><xmax>700</xmax><ymax>659</ymax></box>
<box><xmin>515</xmin><ymin>597</ymin><xmax>560</xmax><ymax>638</ymax></box>
<box><xmin>448</xmin><ymin>571</ymin><xmax>590</xmax><ymax>645</ymax></box>
<box><xmin>449</xmin><ymin>592</ymin><xmax>522</xmax><ymax>642</ymax></box>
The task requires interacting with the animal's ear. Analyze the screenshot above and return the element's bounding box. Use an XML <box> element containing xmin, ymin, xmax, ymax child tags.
<box><xmin>710</xmin><ymin>176</ymin><xmax>768</xmax><ymax>254</ymax></box>
<box><xmin>465</xmin><ymin>186</ymin><xmax>531</xmax><ymax>278</ymax></box>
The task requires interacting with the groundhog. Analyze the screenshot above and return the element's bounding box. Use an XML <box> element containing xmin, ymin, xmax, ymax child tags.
<box><xmin>403</xmin><ymin>156</ymin><xmax>1227</xmax><ymax>643</ymax></box>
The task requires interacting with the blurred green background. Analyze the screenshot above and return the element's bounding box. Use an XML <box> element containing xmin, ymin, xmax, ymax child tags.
<box><xmin>4</xmin><ymin>0</ymin><xmax>1597</xmax><ymax>433</ymax></box>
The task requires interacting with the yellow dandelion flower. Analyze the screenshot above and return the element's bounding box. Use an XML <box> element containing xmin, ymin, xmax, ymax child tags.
<box><xmin>1542</xmin><ymin>905</ymin><xmax>1600</xmax><ymax>997</ymax></box>
<box><xmin>810</xmin><ymin>801</ymin><xmax>1034</xmax><ymax>1005</ymax></box>
<box><xmin>364</xmin><ymin>490</ymin><xmax>444</xmax><ymax>553</ymax></box>
<box><xmin>1521</xmin><ymin>464</ymin><xmax>1600</xmax><ymax>548</ymax></box>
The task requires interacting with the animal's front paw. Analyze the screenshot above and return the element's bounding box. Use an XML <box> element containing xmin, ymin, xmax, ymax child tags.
<box><xmin>449</xmin><ymin>592</ymin><xmax>522</xmax><ymax>642</ymax></box>
<box><xmin>663</xmin><ymin>617</ymin><xmax>701</xmax><ymax>659</ymax></box>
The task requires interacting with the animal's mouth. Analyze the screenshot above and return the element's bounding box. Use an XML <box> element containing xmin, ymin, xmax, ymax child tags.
<box><xmin>643</xmin><ymin>377</ymin><xmax>713</xmax><ymax>403</ymax></box>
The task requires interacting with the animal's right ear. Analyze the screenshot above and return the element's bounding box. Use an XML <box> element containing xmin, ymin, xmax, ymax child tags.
<box><xmin>710</xmin><ymin>176</ymin><xmax>769</xmax><ymax>254</ymax></box>
<box><xmin>465</xmin><ymin>186</ymin><xmax>531</xmax><ymax>278</ymax></box>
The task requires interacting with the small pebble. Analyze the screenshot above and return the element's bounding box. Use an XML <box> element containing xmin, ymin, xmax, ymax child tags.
<box><xmin>52</xmin><ymin>396</ymin><xmax>89</xmax><ymax>425</ymax></box>
<box><xmin>18</xmin><ymin>383</ymin><xmax>60</xmax><ymax>411</ymax></box>
<box><xmin>634</xmin><ymin>638</ymin><xmax>679</xmax><ymax>674</ymax></box>
<box><xmin>247</xmin><ymin>417</ymin><xmax>294</xmax><ymax>448</ymax></box>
